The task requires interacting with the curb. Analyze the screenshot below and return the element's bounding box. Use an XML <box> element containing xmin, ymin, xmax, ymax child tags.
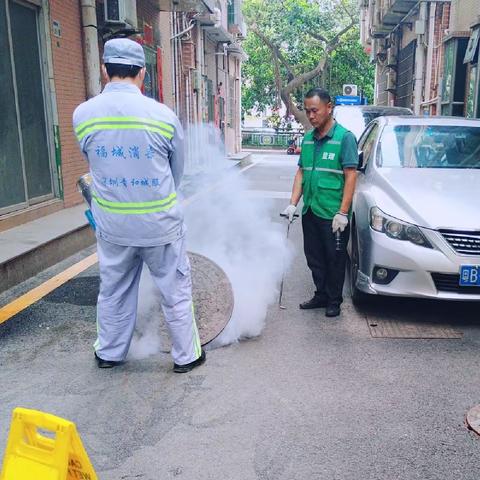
<box><xmin>0</xmin><ymin>224</ymin><xmax>95</xmax><ymax>294</ymax></box>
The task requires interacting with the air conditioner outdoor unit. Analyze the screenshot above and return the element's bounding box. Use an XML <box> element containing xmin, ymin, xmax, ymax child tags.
<box><xmin>104</xmin><ymin>0</ymin><xmax>138</xmax><ymax>28</ymax></box>
<box><xmin>343</xmin><ymin>84</ymin><xmax>358</xmax><ymax>96</ymax></box>
<box><xmin>386</xmin><ymin>71</ymin><xmax>396</xmax><ymax>91</ymax></box>
<box><xmin>386</xmin><ymin>48</ymin><xmax>397</xmax><ymax>67</ymax></box>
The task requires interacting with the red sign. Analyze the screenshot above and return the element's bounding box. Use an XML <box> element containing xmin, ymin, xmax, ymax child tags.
<box><xmin>144</xmin><ymin>23</ymin><xmax>153</xmax><ymax>46</ymax></box>
<box><xmin>157</xmin><ymin>47</ymin><xmax>164</xmax><ymax>103</ymax></box>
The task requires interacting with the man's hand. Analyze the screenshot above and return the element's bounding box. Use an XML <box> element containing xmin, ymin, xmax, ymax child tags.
<box><xmin>282</xmin><ymin>204</ymin><xmax>297</xmax><ymax>222</ymax></box>
<box><xmin>332</xmin><ymin>212</ymin><xmax>348</xmax><ymax>233</ymax></box>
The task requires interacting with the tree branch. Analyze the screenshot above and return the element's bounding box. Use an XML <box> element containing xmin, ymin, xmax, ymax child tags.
<box><xmin>284</xmin><ymin>56</ymin><xmax>328</xmax><ymax>95</ymax></box>
<box><xmin>272</xmin><ymin>46</ymin><xmax>283</xmax><ymax>108</ymax></box>
<box><xmin>339</xmin><ymin>0</ymin><xmax>357</xmax><ymax>24</ymax></box>
<box><xmin>250</xmin><ymin>24</ymin><xmax>296</xmax><ymax>78</ymax></box>
<box><xmin>326</xmin><ymin>20</ymin><xmax>356</xmax><ymax>52</ymax></box>
<box><xmin>308</xmin><ymin>32</ymin><xmax>328</xmax><ymax>43</ymax></box>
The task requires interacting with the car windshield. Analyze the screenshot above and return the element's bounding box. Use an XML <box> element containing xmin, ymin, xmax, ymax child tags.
<box><xmin>378</xmin><ymin>125</ymin><xmax>480</xmax><ymax>169</ymax></box>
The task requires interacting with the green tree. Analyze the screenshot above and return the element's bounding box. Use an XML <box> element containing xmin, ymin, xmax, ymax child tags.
<box><xmin>324</xmin><ymin>29</ymin><xmax>374</xmax><ymax>101</ymax></box>
<box><xmin>242</xmin><ymin>0</ymin><xmax>374</xmax><ymax>128</ymax></box>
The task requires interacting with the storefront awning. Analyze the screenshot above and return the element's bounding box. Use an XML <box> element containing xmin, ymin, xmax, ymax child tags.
<box><xmin>157</xmin><ymin>0</ymin><xmax>214</xmax><ymax>13</ymax></box>
<box><xmin>204</xmin><ymin>25</ymin><xmax>234</xmax><ymax>43</ymax></box>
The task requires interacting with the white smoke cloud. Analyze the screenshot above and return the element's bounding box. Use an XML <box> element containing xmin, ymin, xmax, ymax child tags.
<box><xmin>128</xmin><ymin>124</ymin><xmax>294</xmax><ymax>359</ymax></box>
<box><xmin>185</xmin><ymin>169</ymin><xmax>293</xmax><ymax>347</ymax></box>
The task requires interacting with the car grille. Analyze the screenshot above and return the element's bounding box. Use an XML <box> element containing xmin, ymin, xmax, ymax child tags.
<box><xmin>431</xmin><ymin>273</ymin><xmax>480</xmax><ymax>294</ymax></box>
<box><xmin>439</xmin><ymin>230</ymin><xmax>480</xmax><ymax>255</ymax></box>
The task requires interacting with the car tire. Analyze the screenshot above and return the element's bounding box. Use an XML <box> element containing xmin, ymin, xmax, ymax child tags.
<box><xmin>350</xmin><ymin>226</ymin><xmax>367</xmax><ymax>305</ymax></box>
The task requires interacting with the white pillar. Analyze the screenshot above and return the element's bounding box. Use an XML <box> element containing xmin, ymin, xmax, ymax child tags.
<box><xmin>414</xmin><ymin>1</ymin><xmax>427</xmax><ymax>114</ymax></box>
<box><xmin>80</xmin><ymin>0</ymin><xmax>101</xmax><ymax>98</ymax></box>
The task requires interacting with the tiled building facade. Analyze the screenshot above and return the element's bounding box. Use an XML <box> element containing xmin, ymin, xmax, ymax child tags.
<box><xmin>360</xmin><ymin>0</ymin><xmax>480</xmax><ymax>117</ymax></box>
<box><xmin>0</xmin><ymin>0</ymin><xmax>245</xmax><ymax>231</ymax></box>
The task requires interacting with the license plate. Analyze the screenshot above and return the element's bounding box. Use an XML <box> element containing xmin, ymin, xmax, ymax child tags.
<box><xmin>460</xmin><ymin>265</ymin><xmax>480</xmax><ymax>286</ymax></box>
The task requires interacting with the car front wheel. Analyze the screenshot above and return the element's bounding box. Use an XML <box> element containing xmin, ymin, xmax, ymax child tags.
<box><xmin>350</xmin><ymin>227</ymin><xmax>367</xmax><ymax>305</ymax></box>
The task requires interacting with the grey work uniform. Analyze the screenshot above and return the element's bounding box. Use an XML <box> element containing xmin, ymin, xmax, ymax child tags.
<box><xmin>73</xmin><ymin>82</ymin><xmax>201</xmax><ymax>365</ymax></box>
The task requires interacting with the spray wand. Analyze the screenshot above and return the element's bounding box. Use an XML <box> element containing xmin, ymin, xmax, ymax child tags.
<box><xmin>278</xmin><ymin>213</ymin><xmax>299</xmax><ymax>309</ymax></box>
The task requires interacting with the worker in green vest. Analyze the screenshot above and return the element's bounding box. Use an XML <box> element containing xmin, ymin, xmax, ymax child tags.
<box><xmin>283</xmin><ymin>88</ymin><xmax>358</xmax><ymax>317</ymax></box>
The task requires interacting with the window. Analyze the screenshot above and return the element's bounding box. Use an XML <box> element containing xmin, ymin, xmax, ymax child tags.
<box><xmin>358</xmin><ymin>123</ymin><xmax>378</xmax><ymax>170</ymax></box>
<box><xmin>396</xmin><ymin>41</ymin><xmax>416</xmax><ymax>109</ymax></box>
<box><xmin>228</xmin><ymin>75</ymin><xmax>235</xmax><ymax>127</ymax></box>
<box><xmin>441</xmin><ymin>37</ymin><xmax>469</xmax><ymax>116</ymax></box>
<box><xmin>143</xmin><ymin>46</ymin><xmax>158</xmax><ymax>101</ymax></box>
<box><xmin>465</xmin><ymin>65</ymin><xmax>477</xmax><ymax>118</ymax></box>
<box><xmin>463</xmin><ymin>26</ymin><xmax>480</xmax><ymax>118</ymax></box>
<box><xmin>206</xmin><ymin>78</ymin><xmax>214</xmax><ymax>123</ymax></box>
<box><xmin>0</xmin><ymin>0</ymin><xmax>54</xmax><ymax>214</ymax></box>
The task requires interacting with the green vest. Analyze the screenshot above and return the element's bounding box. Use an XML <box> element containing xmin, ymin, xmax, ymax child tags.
<box><xmin>300</xmin><ymin>123</ymin><xmax>348</xmax><ymax>219</ymax></box>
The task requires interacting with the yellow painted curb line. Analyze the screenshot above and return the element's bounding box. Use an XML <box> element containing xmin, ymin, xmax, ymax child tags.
<box><xmin>0</xmin><ymin>253</ymin><xmax>98</xmax><ymax>326</ymax></box>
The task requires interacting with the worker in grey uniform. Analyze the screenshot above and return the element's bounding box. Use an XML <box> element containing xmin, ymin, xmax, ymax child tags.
<box><xmin>73</xmin><ymin>38</ymin><xmax>205</xmax><ymax>372</ymax></box>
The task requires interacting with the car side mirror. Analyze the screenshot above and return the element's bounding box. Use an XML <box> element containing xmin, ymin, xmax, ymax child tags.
<box><xmin>357</xmin><ymin>151</ymin><xmax>366</xmax><ymax>172</ymax></box>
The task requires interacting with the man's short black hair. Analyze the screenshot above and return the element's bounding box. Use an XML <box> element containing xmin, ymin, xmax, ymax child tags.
<box><xmin>305</xmin><ymin>87</ymin><xmax>332</xmax><ymax>104</ymax></box>
<box><xmin>105</xmin><ymin>63</ymin><xmax>142</xmax><ymax>79</ymax></box>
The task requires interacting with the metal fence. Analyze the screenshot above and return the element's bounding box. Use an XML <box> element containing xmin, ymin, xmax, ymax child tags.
<box><xmin>242</xmin><ymin>129</ymin><xmax>304</xmax><ymax>148</ymax></box>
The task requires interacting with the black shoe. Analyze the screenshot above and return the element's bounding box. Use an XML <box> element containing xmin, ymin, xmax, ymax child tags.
<box><xmin>325</xmin><ymin>304</ymin><xmax>341</xmax><ymax>317</ymax></box>
<box><xmin>299</xmin><ymin>296</ymin><xmax>328</xmax><ymax>310</ymax></box>
<box><xmin>94</xmin><ymin>352</ymin><xmax>123</xmax><ymax>369</ymax></box>
<box><xmin>173</xmin><ymin>350</ymin><xmax>206</xmax><ymax>373</ymax></box>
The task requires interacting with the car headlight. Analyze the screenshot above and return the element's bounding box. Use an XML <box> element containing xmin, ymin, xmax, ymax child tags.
<box><xmin>370</xmin><ymin>207</ymin><xmax>433</xmax><ymax>248</ymax></box>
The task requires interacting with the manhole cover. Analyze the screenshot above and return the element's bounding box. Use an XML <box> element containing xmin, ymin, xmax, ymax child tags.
<box><xmin>190</xmin><ymin>252</ymin><xmax>234</xmax><ymax>345</ymax></box>
<box><xmin>466</xmin><ymin>405</ymin><xmax>480</xmax><ymax>435</ymax></box>
<box><xmin>137</xmin><ymin>252</ymin><xmax>233</xmax><ymax>351</ymax></box>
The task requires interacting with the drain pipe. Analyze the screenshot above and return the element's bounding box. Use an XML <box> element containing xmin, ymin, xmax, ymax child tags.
<box><xmin>196</xmin><ymin>24</ymin><xmax>203</xmax><ymax>123</ymax></box>
<box><xmin>424</xmin><ymin>2</ymin><xmax>436</xmax><ymax>113</ymax></box>
<box><xmin>414</xmin><ymin>1</ymin><xmax>427</xmax><ymax>114</ymax></box>
<box><xmin>80</xmin><ymin>0</ymin><xmax>101</xmax><ymax>98</ymax></box>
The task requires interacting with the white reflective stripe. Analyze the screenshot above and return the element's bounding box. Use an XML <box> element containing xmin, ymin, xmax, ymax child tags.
<box><xmin>303</xmin><ymin>141</ymin><xmax>314</xmax><ymax>145</ymax></box>
<box><xmin>302</xmin><ymin>167</ymin><xmax>343</xmax><ymax>174</ymax></box>
<box><xmin>313</xmin><ymin>167</ymin><xmax>344</xmax><ymax>175</ymax></box>
<box><xmin>191</xmin><ymin>304</ymin><xmax>201</xmax><ymax>357</ymax></box>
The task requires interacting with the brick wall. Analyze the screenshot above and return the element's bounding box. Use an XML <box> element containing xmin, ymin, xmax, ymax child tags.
<box><xmin>49</xmin><ymin>0</ymin><xmax>88</xmax><ymax>208</ymax></box>
<box><xmin>428</xmin><ymin>3</ymin><xmax>451</xmax><ymax>114</ymax></box>
<box><xmin>137</xmin><ymin>0</ymin><xmax>160</xmax><ymax>41</ymax></box>
<box><xmin>159</xmin><ymin>12</ymin><xmax>174</xmax><ymax>110</ymax></box>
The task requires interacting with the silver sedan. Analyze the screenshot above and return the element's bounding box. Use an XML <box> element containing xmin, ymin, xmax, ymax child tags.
<box><xmin>350</xmin><ymin>116</ymin><xmax>480</xmax><ymax>302</ymax></box>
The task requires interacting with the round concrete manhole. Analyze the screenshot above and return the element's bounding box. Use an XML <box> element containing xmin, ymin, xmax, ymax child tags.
<box><xmin>466</xmin><ymin>405</ymin><xmax>480</xmax><ymax>435</ymax></box>
<box><xmin>137</xmin><ymin>252</ymin><xmax>233</xmax><ymax>352</ymax></box>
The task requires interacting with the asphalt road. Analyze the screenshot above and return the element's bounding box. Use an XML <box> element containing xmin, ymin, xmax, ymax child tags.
<box><xmin>1</xmin><ymin>152</ymin><xmax>480</xmax><ymax>479</ymax></box>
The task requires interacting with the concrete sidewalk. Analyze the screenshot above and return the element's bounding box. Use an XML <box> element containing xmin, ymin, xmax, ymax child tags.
<box><xmin>0</xmin><ymin>153</ymin><xmax>251</xmax><ymax>294</ymax></box>
<box><xmin>0</xmin><ymin>205</ymin><xmax>94</xmax><ymax>293</ymax></box>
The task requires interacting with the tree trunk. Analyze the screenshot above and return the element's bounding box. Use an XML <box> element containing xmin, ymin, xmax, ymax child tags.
<box><xmin>281</xmin><ymin>90</ymin><xmax>309</xmax><ymax>130</ymax></box>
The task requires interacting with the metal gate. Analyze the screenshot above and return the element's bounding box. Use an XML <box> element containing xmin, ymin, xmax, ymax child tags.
<box><xmin>396</xmin><ymin>40</ymin><xmax>416</xmax><ymax>109</ymax></box>
<box><xmin>1</xmin><ymin>0</ymin><xmax>55</xmax><ymax>214</ymax></box>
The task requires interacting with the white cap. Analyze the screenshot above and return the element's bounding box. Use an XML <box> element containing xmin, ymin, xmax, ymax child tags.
<box><xmin>103</xmin><ymin>38</ymin><xmax>145</xmax><ymax>67</ymax></box>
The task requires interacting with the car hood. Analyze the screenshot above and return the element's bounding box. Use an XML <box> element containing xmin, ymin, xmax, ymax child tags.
<box><xmin>373</xmin><ymin>168</ymin><xmax>480</xmax><ymax>230</ymax></box>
